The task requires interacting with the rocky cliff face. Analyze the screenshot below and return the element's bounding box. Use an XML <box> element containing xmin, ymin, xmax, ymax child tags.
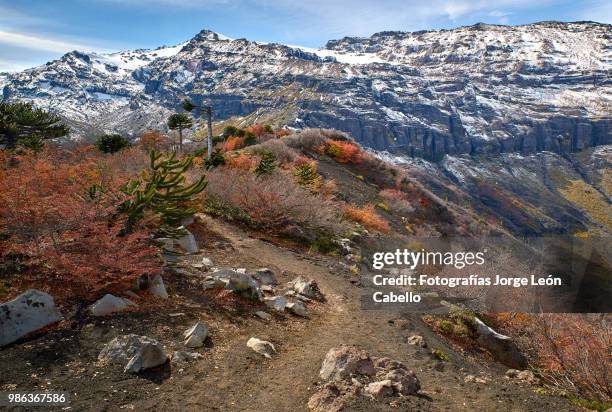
<box><xmin>1</xmin><ymin>22</ymin><xmax>610</xmax><ymax>158</ymax></box>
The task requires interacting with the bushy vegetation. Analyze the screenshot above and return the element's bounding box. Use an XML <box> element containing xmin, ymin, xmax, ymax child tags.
<box><xmin>494</xmin><ymin>313</ymin><xmax>611</xmax><ymax>405</ymax></box>
<box><xmin>0</xmin><ymin>146</ymin><xmax>158</xmax><ymax>301</ymax></box>
<box><xmin>95</xmin><ymin>133</ymin><xmax>130</xmax><ymax>153</ymax></box>
<box><xmin>342</xmin><ymin>203</ymin><xmax>391</xmax><ymax>234</ymax></box>
<box><xmin>204</xmin><ymin>166</ymin><xmax>342</xmax><ymax>239</ymax></box>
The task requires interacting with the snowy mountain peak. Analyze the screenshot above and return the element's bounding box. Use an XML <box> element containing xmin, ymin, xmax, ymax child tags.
<box><xmin>1</xmin><ymin>21</ymin><xmax>610</xmax><ymax>158</ymax></box>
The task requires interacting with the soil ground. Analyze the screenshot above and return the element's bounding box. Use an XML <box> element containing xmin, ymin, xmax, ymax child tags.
<box><xmin>0</xmin><ymin>216</ymin><xmax>579</xmax><ymax>411</ymax></box>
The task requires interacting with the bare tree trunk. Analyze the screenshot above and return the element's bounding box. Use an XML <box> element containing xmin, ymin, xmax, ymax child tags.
<box><xmin>206</xmin><ymin>107</ymin><xmax>213</xmax><ymax>159</ymax></box>
<box><xmin>178</xmin><ymin>128</ymin><xmax>183</xmax><ymax>154</ymax></box>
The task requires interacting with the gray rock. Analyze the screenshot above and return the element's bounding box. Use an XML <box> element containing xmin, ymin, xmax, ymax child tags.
<box><xmin>201</xmin><ymin>257</ymin><xmax>214</xmax><ymax>268</ymax></box>
<box><xmin>474</xmin><ymin>317</ymin><xmax>526</xmax><ymax>368</ymax></box>
<box><xmin>319</xmin><ymin>345</ymin><xmax>375</xmax><ymax>381</ymax></box>
<box><xmin>98</xmin><ymin>334</ymin><xmax>167</xmax><ymax>373</ymax></box>
<box><xmin>255</xmin><ymin>311</ymin><xmax>272</xmax><ymax>320</ymax></box>
<box><xmin>287</xmin><ymin>277</ymin><xmax>325</xmax><ymax>301</ymax></box>
<box><xmin>264</xmin><ymin>296</ymin><xmax>288</xmax><ymax>312</ymax></box>
<box><xmin>148</xmin><ymin>274</ymin><xmax>168</xmax><ymax>299</ymax></box>
<box><xmin>175</xmin><ymin>227</ymin><xmax>198</xmax><ymax>253</ymax></box>
<box><xmin>373</xmin><ymin>356</ymin><xmax>420</xmax><ymax>395</ymax></box>
<box><xmin>247</xmin><ymin>337</ymin><xmax>276</xmax><ymax>358</ymax></box>
<box><xmin>184</xmin><ymin>321</ymin><xmax>208</xmax><ymax>348</ymax></box>
<box><xmin>207</xmin><ymin>268</ymin><xmax>262</xmax><ymax>300</ymax></box>
<box><xmin>251</xmin><ymin>268</ymin><xmax>278</xmax><ymax>285</ymax></box>
<box><xmin>0</xmin><ymin>289</ymin><xmax>63</xmax><ymax>347</ymax></box>
<box><xmin>172</xmin><ymin>351</ymin><xmax>203</xmax><ymax>363</ymax></box>
<box><xmin>89</xmin><ymin>294</ymin><xmax>135</xmax><ymax>317</ymax></box>
<box><xmin>287</xmin><ymin>301</ymin><xmax>308</xmax><ymax>317</ymax></box>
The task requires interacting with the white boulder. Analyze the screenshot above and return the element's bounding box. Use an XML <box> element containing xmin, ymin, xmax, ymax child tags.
<box><xmin>0</xmin><ymin>289</ymin><xmax>62</xmax><ymax>347</ymax></box>
<box><xmin>89</xmin><ymin>294</ymin><xmax>135</xmax><ymax>317</ymax></box>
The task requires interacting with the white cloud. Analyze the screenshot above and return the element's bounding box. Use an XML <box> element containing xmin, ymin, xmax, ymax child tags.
<box><xmin>0</xmin><ymin>31</ymin><xmax>112</xmax><ymax>54</ymax></box>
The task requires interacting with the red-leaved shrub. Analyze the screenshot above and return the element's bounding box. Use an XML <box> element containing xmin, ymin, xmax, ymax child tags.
<box><xmin>342</xmin><ymin>203</ymin><xmax>391</xmax><ymax>233</ymax></box>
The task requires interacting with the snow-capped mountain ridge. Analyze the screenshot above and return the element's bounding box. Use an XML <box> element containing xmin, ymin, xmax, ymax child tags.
<box><xmin>2</xmin><ymin>22</ymin><xmax>610</xmax><ymax>158</ymax></box>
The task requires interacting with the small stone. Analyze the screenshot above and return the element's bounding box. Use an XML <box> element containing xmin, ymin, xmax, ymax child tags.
<box><xmin>287</xmin><ymin>277</ymin><xmax>325</xmax><ymax>301</ymax></box>
<box><xmin>98</xmin><ymin>334</ymin><xmax>167</xmax><ymax>373</ymax></box>
<box><xmin>251</xmin><ymin>268</ymin><xmax>278</xmax><ymax>285</ymax></box>
<box><xmin>365</xmin><ymin>380</ymin><xmax>394</xmax><ymax>399</ymax></box>
<box><xmin>90</xmin><ymin>294</ymin><xmax>135</xmax><ymax>317</ymax></box>
<box><xmin>175</xmin><ymin>228</ymin><xmax>198</xmax><ymax>253</ymax></box>
<box><xmin>172</xmin><ymin>351</ymin><xmax>203</xmax><ymax>363</ymax></box>
<box><xmin>264</xmin><ymin>296</ymin><xmax>288</xmax><ymax>312</ymax></box>
<box><xmin>148</xmin><ymin>274</ymin><xmax>168</xmax><ymax>299</ymax></box>
<box><xmin>308</xmin><ymin>382</ymin><xmax>344</xmax><ymax>412</ymax></box>
<box><xmin>287</xmin><ymin>301</ymin><xmax>308</xmax><ymax>317</ymax></box>
<box><xmin>255</xmin><ymin>311</ymin><xmax>272</xmax><ymax>321</ymax></box>
<box><xmin>247</xmin><ymin>337</ymin><xmax>275</xmax><ymax>358</ymax></box>
<box><xmin>184</xmin><ymin>321</ymin><xmax>208</xmax><ymax>348</ymax></box>
<box><xmin>319</xmin><ymin>345</ymin><xmax>375</xmax><ymax>380</ymax></box>
<box><xmin>465</xmin><ymin>375</ymin><xmax>488</xmax><ymax>384</ymax></box>
<box><xmin>407</xmin><ymin>335</ymin><xmax>426</xmax><ymax>347</ymax></box>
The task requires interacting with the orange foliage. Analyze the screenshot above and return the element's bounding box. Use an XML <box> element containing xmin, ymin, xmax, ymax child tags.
<box><xmin>0</xmin><ymin>148</ymin><xmax>159</xmax><ymax>301</ymax></box>
<box><xmin>323</xmin><ymin>140</ymin><xmax>363</xmax><ymax>164</ymax></box>
<box><xmin>223</xmin><ymin>136</ymin><xmax>245</xmax><ymax>152</ymax></box>
<box><xmin>491</xmin><ymin>313</ymin><xmax>611</xmax><ymax>403</ymax></box>
<box><xmin>342</xmin><ymin>203</ymin><xmax>391</xmax><ymax>233</ymax></box>
<box><xmin>139</xmin><ymin>130</ymin><xmax>169</xmax><ymax>152</ymax></box>
<box><xmin>246</xmin><ymin>124</ymin><xmax>265</xmax><ymax>138</ymax></box>
<box><xmin>276</xmin><ymin>128</ymin><xmax>290</xmax><ymax>138</ymax></box>
<box><xmin>225</xmin><ymin>152</ymin><xmax>256</xmax><ymax>171</ymax></box>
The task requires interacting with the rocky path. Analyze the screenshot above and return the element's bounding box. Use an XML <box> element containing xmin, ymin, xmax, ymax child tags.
<box><xmin>0</xmin><ymin>216</ymin><xmax>580</xmax><ymax>411</ymax></box>
<box><xmin>175</xmin><ymin>217</ymin><xmax>578</xmax><ymax>411</ymax></box>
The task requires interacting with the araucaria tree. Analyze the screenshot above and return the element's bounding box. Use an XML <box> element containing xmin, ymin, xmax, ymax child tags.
<box><xmin>255</xmin><ymin>151</ymin><xmax>277</xmax><ymax>177</ymax></box>
<box><xmin>167</xmin><ymin>112</ymin><xmax>193</xmax><ymax>153</ymax></box>
<box><xmin>0</xmin><ymin>102</ymin><xmax>69</xmax><ymax>150</ymax></box>
<box><xmin>118</xmin><ymin>150</ymin><xmax>207</xmax><ymax>233</ymax></box>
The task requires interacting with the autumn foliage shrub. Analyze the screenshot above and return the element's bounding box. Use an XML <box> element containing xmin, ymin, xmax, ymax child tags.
<box><xmin>494</xmin><ymin>313</ymin><xmax>611</xmax><ymax>405</ymax></box>
<box><xmin>222</xmin><ymin>136</ymin><xmax>245</xmax><ymax>151</ymax></box>
<box><xmin>322</xmin><ymin>140</ymin><xmax>363</xmax><ymax>164</ymax></box>
<box><xmin>342</xmin><ymin>203</ymin><xmax>391</xmax><ymax>233</ymax></box>
<box><xmin>204</xmin><ymin>167</ymin><xmax>342</xmax><ymax>237</ymax></box>
<box><xmin>380</xmin><ymin>188</ymin><xmax>414</xmax><ymax>215</ymax></box>
<box><xmin>0</xmin><ymin>147</ymin><xmax>159</xmax><ymax>301</ymax></box>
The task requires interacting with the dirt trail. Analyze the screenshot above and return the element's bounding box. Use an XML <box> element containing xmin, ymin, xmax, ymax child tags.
<box><xmin>0</xmin><ymin>217</ymin><xmax>579</xmax><ymax>412</ymax></box>
<box><xmin>177</xmin><ymin>218</ymin><xmax>578</xmax><ymax>412</ymax></box>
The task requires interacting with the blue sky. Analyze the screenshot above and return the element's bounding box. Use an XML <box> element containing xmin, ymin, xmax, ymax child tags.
<box><xmin>1</xmin><ymin>0</ymin><xmax>610</xmax><ymax>72</ymax></box>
